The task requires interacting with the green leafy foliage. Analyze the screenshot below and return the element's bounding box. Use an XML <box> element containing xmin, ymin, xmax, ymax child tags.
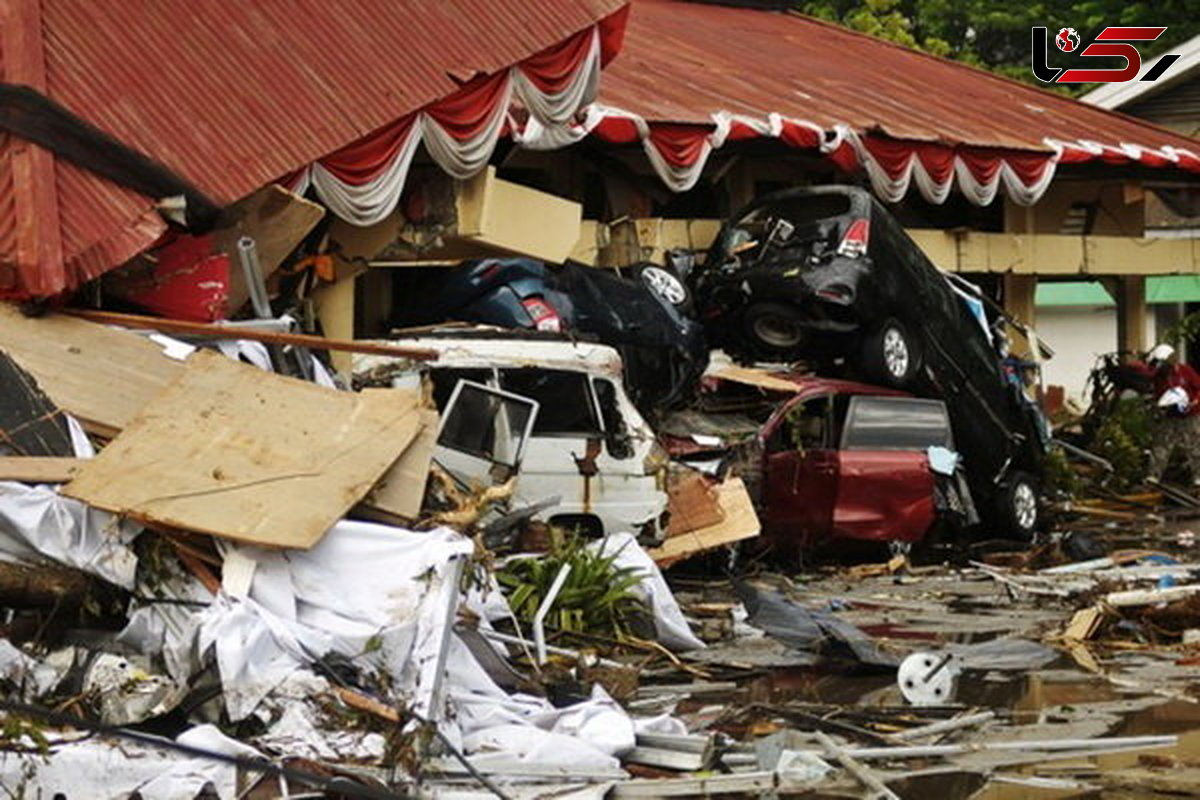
<box><xmin>795</xmin><ymin>0</ymin><xmax>1198</xmax><ymax>92</ymax></box>
<box><xmin>1161</xmin><ymin>311</ymin><xmax>1200</xmax><ymax>351</ymax></box>
<box><xmin>496</xmin><ymin>536</ymin><xmax>648</xmax><ymax>639</ymax></box>
<box><xmin>1090</xmin><ymin>396</ymin><xmax>1156</xmax><ymax>489</ymax></box>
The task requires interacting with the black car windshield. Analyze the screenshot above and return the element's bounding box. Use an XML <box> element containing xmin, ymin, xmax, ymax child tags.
<box><xmin>841</xmin><ymin>396</ymin><xmax>953</xmax><ymax>451</ymax></box>
<box><xmin>720</xmin><ymin>193</ymin><xmax>853</xmax><ymax>263</ymax></box>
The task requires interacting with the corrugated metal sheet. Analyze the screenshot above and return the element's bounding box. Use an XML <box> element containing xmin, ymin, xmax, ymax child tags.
<box><xmin>1126</xmin><ymin>80</ymin><xmax>1200</xmax><ymax>127</ymax></box>
<box><xmin>2</xmin><ymin>0</ymin><xmax>626</xmax><ymax>294</ymax></box>
<box><xmin>601</xmin><ymin>0</ymin><xmax>1200</xmax><ymax>154</ymax></box>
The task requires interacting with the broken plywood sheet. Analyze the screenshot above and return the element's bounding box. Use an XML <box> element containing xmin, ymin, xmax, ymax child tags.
<box><xmin>63</xmin><ymin>350</ymin><xmax>419</xmax><ymax>549</ymax></box>
<box><xmin>0</xmin><ymin>304</ymin><xmax>182</xmax><ymax>437</ymax></box>
<box><xmin>710</xmin><ymin>365</ymin><xmax>802</xmax><ymax>394</ymax></box>
<box><xmin>0</xmin><ymin>457</ymin><xmax>83</xmax><ymax>483</ymax></box>
<box><xmin>358</xmin><ymin>408</ymin><xmax>439</xmax><ymax>523</ymax></box>
<box><xmin>666</xmin><ymin>472</ymin><xmax>724</xmax><ymax>537</ymax></box>
<box><xmin>648</xmin><ymin>478</ymin><xmax>760</xmax><ymax>567</ymax></box>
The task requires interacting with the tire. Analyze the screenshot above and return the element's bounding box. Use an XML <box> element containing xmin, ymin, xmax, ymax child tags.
<box><xmin>740</xmin><ymin>301</ymin><xmax>806</xmax><ymax>360</ymax></box>
<box><xmin>860</xmin><ymin>317</ymin><xmax>921</xmax><ymax>388</ymax></box>
<box><xmin>997</xmin><ymin>471</ymin><xmax>1039</xmax><ymax>541</ymax></box>
<box><xmin>633</xmin><ymin>263</ymin><xmax>692</xmax><ymax>312</ymax></box>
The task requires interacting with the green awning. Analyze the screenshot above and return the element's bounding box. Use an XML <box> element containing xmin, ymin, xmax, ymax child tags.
<box><xmin>1148</xmin><ymin>275</ymin><xmax>1200</xmax><ymax>304</ymax></box>
<box><xmin>1035</xmin><ymin>281</ymin><xmax>1113</xmax><ymax>307</ymax></box>
<box><xmin>1036</xmin><ymin>276</ymin><xmax>1200</xmax><ymax>308</ymax></box>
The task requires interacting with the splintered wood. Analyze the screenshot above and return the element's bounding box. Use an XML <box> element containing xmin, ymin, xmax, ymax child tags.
<box><xmin>63</xmin><ymin>350</ymin><xmax>420</xmax><ymax>549</ymax></box>
<box><xmin>0</xmin><ymin>303</ymin><xmax>183</xmax><ymax>437</ymax></box>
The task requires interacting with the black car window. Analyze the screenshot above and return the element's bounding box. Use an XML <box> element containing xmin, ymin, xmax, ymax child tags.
<box><xmin>841</xmin><ymin>397</ymin><xmax>952</xmax><ymax>451</ymax></box>
<box><xmin>430</xmin><ymin>368</ymin><xmax>493</xmax><ymax>410</ymax></box>
<box><xmin>499</xmin><ymin>369</ymin><xmax>600</xmax><ymax>436</ymax></box>
<box><xmin>438</xmin><ymin>381</ymin><xmax>534</xmax><ymax>467</ymax></box>
<box><xmin>766</xmin><ymin>396</ymin><xmax>830</xmax><ymax>453</ymax></box>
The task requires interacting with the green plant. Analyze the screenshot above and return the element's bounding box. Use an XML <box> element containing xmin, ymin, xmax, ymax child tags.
<box><xmin>496</xmin><ymin>536</ymin><xmax>647</xmax><ymax>639</ymax></box>
<box><xmin>1089</xmin><ymin>396</ymin><xmax>1156</xmax><ymax>490</ymax></box>
<box><xmin>1161</xmin><ymin>311</ymin><xmax>1200</xmax><ymax>351</ymax></box>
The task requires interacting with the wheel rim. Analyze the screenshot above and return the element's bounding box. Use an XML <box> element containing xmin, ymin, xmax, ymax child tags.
<box><xmin>752</xmin><ymin>314</ymin><xmax>803</xmax><ymax>349</ymax></box>
<box><xmin>641</xmin><ymin>267</ymin><xmax>687</xmax><ymax>305</ymax></box>
<box><xmin>1014</xmin><ymin>482</ymin><xmax>1037</xmax><ymax>530</ymax></box>
<box><xmin>883</xmin><ymin>327</ymin><xmax>909</xmax><ymax>378</ymax></box>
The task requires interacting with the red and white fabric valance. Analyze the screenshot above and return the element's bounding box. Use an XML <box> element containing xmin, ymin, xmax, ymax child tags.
<box><xmin>287</xmin><ymin>8</ymin><xmax>626</xmax><ymax>226</ymax></box>
<box><xmin>513</xmin><ymin>101</ymin><xmax>1200</xmax><ymax>207</ymax></box>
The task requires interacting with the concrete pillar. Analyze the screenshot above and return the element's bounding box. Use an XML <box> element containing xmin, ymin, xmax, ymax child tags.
<box><xmin>1002</xmin><ymin>273</ymin><xmax>1038</xmax><ymax>357</ymax></box>
<box><xmin>1115</xmin><ymin>275</ymin><xmax>1147</xmax><ymax>355</ymax></box>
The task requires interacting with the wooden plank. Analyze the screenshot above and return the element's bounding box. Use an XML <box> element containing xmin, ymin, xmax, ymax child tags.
<box><xmin>357</xmin><ymin>408</ymin><xmax>438</xmax><ymax>523</ymax></box>
<box><xmin>710</xmin><ymin>365</ymin><xmax>801</xmax><ymax>394</ymax></box>
<box><xmin>647</xmin><ymin>478</ymin><xmax>760</xmax><ymax>566</ymax></box>
<box><xmin>0</xmin><ymin>303</ymin><xmax>184</xmax><ymax>437</ymax></box>
<box><xmin>0</xmin><ymin>456</ymin><xmax>83</xmax><ymax>483</ymax></box>
<box><xmin>62</xmin><ymin>350</ymin><xmax>420</xmax><ymax>549</ymax></box>
<box><xmin>666</xmin><ymin>472</ymin><xmax>724</xmax><ymax>537</ymax></box>
<box><xmin>64</xmin><ymin>309</ymin><xmax>439</xmax><ymax>360</ymax></box>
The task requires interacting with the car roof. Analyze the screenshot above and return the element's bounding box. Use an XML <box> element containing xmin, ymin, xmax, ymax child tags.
<box><xmin>352</xmin><ymin>330</ymin><xmax>625</xmax><ymax>379</ymax></box>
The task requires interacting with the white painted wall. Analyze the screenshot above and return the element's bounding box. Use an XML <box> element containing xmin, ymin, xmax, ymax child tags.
<box><xmin>1036</xmin><ymin>306</ymin><xmax>1158</xmax><ymax>403</ymax></box>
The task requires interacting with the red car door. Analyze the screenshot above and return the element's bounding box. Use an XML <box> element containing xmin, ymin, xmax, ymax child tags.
<box><xmin>761</xmin><ymin>396</ymin><xmax>838</xmax><ymax>550</ymax></box>
<box><xmin>832</xmin><ymin>395</ymin><xmax>949</xmax><ymax>544</ymax></box>
<box><xmin>834</xmin><ymin>450</ymin><xmax>934</xmax><ymax>542</ymax></box>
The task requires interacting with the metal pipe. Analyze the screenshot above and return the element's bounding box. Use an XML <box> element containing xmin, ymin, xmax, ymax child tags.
<box><xmin>236</xmin><ymin>236</ymin><xmax>273</xmax><ymax>320</ymax></box>
<box><xmin>533</xmin><ymin>564</ymin><xmax>572</xmax><ymax>665</ymax></box>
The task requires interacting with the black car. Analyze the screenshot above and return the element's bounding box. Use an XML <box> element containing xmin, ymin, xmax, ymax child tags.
<box><xmin>392</xmin><ymin>258</ymin><xmax>708</xmax><ymax>414</ymax></box>
<box><xmin>692</xmin><ymin>185</ymin><xmax>1046</xmax><ymax>539</ymax></box>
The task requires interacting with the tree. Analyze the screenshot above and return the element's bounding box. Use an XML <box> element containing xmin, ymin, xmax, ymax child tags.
<box><xmin>797</xmin><ymin>0</ymin><xmax>1200</xmax><ymax>91</ymax></box>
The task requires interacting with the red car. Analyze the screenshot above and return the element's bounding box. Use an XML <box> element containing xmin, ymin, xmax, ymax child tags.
<box><xmin>755</xmin><ymin>376</ymin><xmax>954</xmax><ymax>555</ymax></box>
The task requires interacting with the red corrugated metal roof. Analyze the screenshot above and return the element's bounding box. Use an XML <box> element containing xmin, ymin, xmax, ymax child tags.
<box><xmin>601</xmin><ymin>0</ymin><xmax>1200</xmax><ymax>155</ymax></box>
<box><xmin>1</xmin><ymin>0</ymin><xmax>627</xmax><ymax>297</ymax></box>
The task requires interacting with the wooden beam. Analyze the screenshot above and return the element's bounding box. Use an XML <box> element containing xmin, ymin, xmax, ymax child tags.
<box><xmin>64</xmin><ymin>308</ymin><xmax>439</xmax><ymax>360</ymax></box>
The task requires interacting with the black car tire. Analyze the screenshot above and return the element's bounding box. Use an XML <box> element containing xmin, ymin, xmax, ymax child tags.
<box><xmin>996</xmin><ymin>471</ymin><xmax>1039</xmax><ymax>541</ymax></box>
<box><xmin>740</xmin><ymin>301</ymin><xmax>806</xmax><ymax>360</ymax></box>
<box><xmin>632</xmin><ymin>263</ymin><xmax>692</xmax><ymax>312</ymax></box>
<box><xmin>860</xmin><ymin>318</ymin><xmax>921</xmax><ymax>388</ymax></box>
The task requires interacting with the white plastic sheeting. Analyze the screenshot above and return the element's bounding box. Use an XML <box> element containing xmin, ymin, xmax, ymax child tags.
<box><xmin>0</xmin><ymin>481</ymin><xmax>139</xmax><ymax>588</ymax></box>
<box><xmin>589</xmin><ymin>532</ymin><xmax>705</xmax><ymax>652</ymax></box>
<box><xmin>0</xmin><ymin>725</ymin><xmax>262</xmax><ymax>800</ymax></box>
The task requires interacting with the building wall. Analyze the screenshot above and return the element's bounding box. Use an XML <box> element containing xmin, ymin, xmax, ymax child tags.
<box><xmin>1037</xmin><ymin>305</ymin><xmax>1163</xmax><ymax>402</ymax></box>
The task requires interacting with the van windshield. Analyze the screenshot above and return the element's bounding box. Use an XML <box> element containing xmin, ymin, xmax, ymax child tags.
<box><xmin>841</xmin><ymin>396</ymin><xmax>952</xmax><ymax>451</ymax></box>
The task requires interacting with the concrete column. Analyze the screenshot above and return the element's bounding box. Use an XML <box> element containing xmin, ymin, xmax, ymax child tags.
<box><xmin>1115</xmin><ymin>275</ymin><xmax>1147</xmax><ymax>355</ymax></box>
<box><xmin>1002</xmin><ymin>273</ymin><xmax>1038</xmax><ymax>357</ymax></box>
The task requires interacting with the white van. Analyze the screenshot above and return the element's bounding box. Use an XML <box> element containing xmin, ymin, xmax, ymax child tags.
<box><xmin>354</xmin><ymin>332</ymin><xmax>669</xmax><ymax>542</ymax></box>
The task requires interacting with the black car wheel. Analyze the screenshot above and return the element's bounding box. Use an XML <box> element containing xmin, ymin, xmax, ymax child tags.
<box><xmin>741</xmin><ymin>302</ymin><xmax>806</xmax><ymax>359</ymax></box>
<box><xmin>633</xmin><ymin>263</ymin><xmax>692</xmax><ymax>312</ymax></box>
<box><xmin>861</xmin><ymin>318</ymin><xmax>921</xmax><ymax>387</ymax></box>
<box><xmin>997</xmin><ymin>471</ymin><xmax>1039</xmax><ymax>541</ymax></box>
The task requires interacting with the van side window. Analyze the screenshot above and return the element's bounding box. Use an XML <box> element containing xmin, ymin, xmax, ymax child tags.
<box><xmin>767</xmin><ymin>396</ymin><xmax>830</xmax><ymax>453</ymax></box>
<box><xmin>499</xmin><ymin>369</ymin><xmax>601</xmax><ymax>435</ymax></box>
<box><xmin>841</xmin><ymin>397</ymin><xmax>952</xmax><ymax>451</ymax></box>
<box><xmin>430</xmin><ymin>369</ymin><xmax>492</xmax><ymax>411</ymax></box>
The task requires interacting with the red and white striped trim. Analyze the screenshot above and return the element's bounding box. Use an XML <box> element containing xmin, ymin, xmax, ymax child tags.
<box><xmin>285</xmin><ymin>10</ymin><xmax>623</xmax><ymax>226</ymax></box>
<box><xmin>513</xmin><ymin>102</ymin><xmax>1200</xmax><ymax>207</ymax></box>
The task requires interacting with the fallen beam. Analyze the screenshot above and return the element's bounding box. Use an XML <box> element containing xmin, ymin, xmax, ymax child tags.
<box><xmin>0</xmin><ymin>456</ymin><xmax>83</xmax><ymax>484</ymax></box>
<box><xmin>64</xmin><ymin>308</ymin><xmax>440</xmax><ymax>361</ymax></box>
